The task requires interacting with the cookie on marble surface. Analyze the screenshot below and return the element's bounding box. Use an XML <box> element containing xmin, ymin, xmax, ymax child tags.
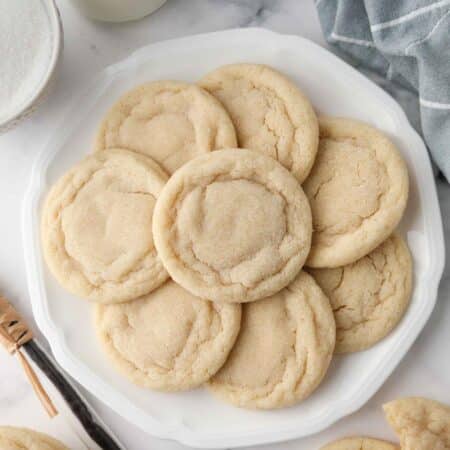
<box><xmin>308</xmin><ymin>233</ymin><xmax>412</xmax><ymax>353</ymax></box>
<box><xmin>41</xmin><ymin>149</ymin><xmax>169</xmax><ymax>304</ymax></box>
<box><xmin>94</xmin><ymin>80</ymin><xmax>237</xmax><ymax>174</ymax></box>
<box><xmin>0</xmin><ymin>426</ymin><xmax>68</xmax><ymax>450</ymax></box>
<box><xmin>384</xmin><ymin>397</ymin><xmax>450</xmax><ymax>450</ymax></box>
<box><xmin>199</xmin><ymin>63</ymin><xmax>318</xmax><ymax>183</ymax></box>
<box><xmin>303</xmin><ymin>117</ymin><xmax>409</xmax><ymax>268</ymax></box>
<box><xmin>207</xmin><ymin>271</ymin><xmax>335</xmax><ymax>409</ymax></box>
<box><xmin>152</xmin><ymin>149</ymin><xmax>312</xmax><ymax>303</ymax></box>
<box><xmin>321</xmin><ymin>437</ymin><xmax>399</xmax><ymax>450</ymax></box>
<box><xmin>95</xmin><ymin>280</ymin><xmax>241</xmax><ymax>391</ymax></box>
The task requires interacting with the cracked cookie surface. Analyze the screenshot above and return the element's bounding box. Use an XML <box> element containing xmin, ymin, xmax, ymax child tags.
<box><xmin>152</xmin><ymin>149</ymin><xmax>312</xmax><ymax>303</ymax></box>
<box><xmin>303</xmin><ymin>117</ymin><xmax>409</xmax><ymax>268</ymax></box>
<box><xmin>95</xmin><ymin>280</ymin><xmax>241</xmax><ymax>391</ymax></box>
<box><xmin>94</xmin><ymin>80</ymin><xmax>237</xmax><ymax>174</ymax></box>
<box><xmin>207</xmin><ymin>271</ymin><xmax>335</xmax><ymax>409</ymax></box>
<box><xmin>199</xmin><ymin>64</ymin><xmax>318</xmax><ymax>183</ymax></box>
<box><xmin>41</xmin><ymin>149</ymin><xmax>169</xmax><ymax>303</ymax></box>
<box><xmin>309</xmin><ymin>233</ymin><xmax>412</xmax><ymax>353</ymax></box>
<box><xmin>0</xmin><ymin>426</ymin><xmax>69</xmax><ymax>450</ymax></box>
<box><xmin>321</xmin><ymin>437</ymin><xmax>399</xmax><ymax>450</ymax></box>
<box><xmin>384</xmin><ymin>397</ymin><xmax>450</xmax><ymax>450</ymax></box>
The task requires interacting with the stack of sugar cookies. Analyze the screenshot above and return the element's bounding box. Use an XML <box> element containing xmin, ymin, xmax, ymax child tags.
<box><xmin>41</xmin><ymin>64</ymin><xmax>412</xmax><ymax>410</ymax></box>
<box><xmin>321</xmin><ymin>396</ymin><xmax>450</xmax><ymax>450</ymax></box>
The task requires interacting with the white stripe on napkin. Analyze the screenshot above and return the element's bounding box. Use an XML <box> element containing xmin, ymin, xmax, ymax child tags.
<box><xmin>420</xmin><ymin>98</ymin><xmax>450</xmax><ymax>110</ymax></box>
<box><xmin>330</xmin><ymin>32</ymin><xmax>376</xmax><ymax>47</ymax></box>
<box><xmin>371</xmin><ymin>0</ymin><xmax>450</xmax><ymax>31</ymax></box>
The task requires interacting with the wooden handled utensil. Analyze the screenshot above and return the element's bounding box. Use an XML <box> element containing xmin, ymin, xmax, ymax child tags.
<box><xmin>0</xmin><ymin>295</ymin><xmax>123</xmax><ymax>450</ymax></box>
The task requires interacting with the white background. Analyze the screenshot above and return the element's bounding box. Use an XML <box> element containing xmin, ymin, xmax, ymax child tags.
<box><xmin>0</xmin><ymin>1</ymin><xmax>449</xmax><ymax>449</ymax></box>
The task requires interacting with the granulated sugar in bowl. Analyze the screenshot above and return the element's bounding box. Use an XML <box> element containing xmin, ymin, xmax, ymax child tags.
<box><xmin>0</xmin><ymin>0</ymin><xmax>62</xmax><ymax>133</ymax></box>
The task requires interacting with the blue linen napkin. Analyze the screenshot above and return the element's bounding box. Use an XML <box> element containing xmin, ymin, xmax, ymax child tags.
<box><xmin>315</xmin><ymin>0</ymin><xmax>450</xmax><ymax>180</ymax></box>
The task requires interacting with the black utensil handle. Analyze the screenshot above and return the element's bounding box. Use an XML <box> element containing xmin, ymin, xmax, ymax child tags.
<box><xmin>24</xmin><ymin>340</ymin><xmax>123</xmax><ymax>450</ymax></box>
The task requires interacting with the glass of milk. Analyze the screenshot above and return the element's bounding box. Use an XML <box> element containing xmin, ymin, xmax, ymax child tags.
<box><xmin>69</xmin><ymin>0</ymin><xmax>167</xmax><ymax>22</ymax></box>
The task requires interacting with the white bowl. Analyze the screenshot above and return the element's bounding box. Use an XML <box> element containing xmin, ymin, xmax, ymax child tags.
<box><xmin>22</xmin><ymin>28</ymin><xmax>445</xmax><ymax>449</ymax></box>
<box><xmin>68</xmin><ymin>0</ymin><xmax>167</xmax><ymax>22</ymax></box>
<box><xmin>0</xmin><ymin>0</ymin><xmax>63</xmax><ymax>133</ymax></box>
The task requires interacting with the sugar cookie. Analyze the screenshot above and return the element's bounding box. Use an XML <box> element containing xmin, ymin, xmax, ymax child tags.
<box><xmin>0</xmin><ymin>427</ymin><xmax>68</xmax><ymax>450</ymax></box>
<box><xmin>42</xmin><ymin>149</ymin><xmax>169</xmax><ymax>303</ymax></box>
<box><xmin>152</xmin><ymin>149</ymin><xmax>312</xmax><ymax>303</ymax></box>
<box><xmin>309</xmin><ymin>234</ymin><xmax>412</xmax><ymax>353</ymax></box>
<box><xmin>208</xmin><ymin>271</ymin><xmax>335</xmax><ymax>409</ymax></box>
<box><xmin>95</xmin><ymin>80</ymin><xmax>237</xmax><ymax>174</ymax></box>
<box><xmin>95</xmin><ymin>280</ymin><xmax>241</xmax><ymax>391</ymax></box>
<box><xmin>304</xmin><ymin>117</ymin><xmax>409</xmax><ymax>268</ymax></box>
<box><xmin>200</xmin><ymin>63</ymin><xmax>318</xmax><ymax>183</ymax></box>
<box><xmin>384</xmin><ymin>397</ymin><xmax>450</xmax><ymax>450</ymax></box>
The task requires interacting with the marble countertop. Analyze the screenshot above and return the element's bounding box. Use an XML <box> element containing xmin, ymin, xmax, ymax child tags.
<box><xmin>0</xmin><ymin>1</ymin><xmax>449</xmax><ymax>449</ymax></box>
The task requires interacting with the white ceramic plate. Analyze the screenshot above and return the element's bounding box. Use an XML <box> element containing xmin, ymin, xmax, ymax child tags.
<box><xmin>22</xmin><ymin>28</ymin><xmax>445</xmax><ymax>449</ymax></box>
